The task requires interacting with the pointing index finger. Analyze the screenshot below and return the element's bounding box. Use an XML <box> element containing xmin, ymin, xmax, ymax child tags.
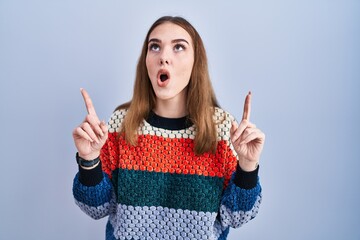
<box><xmin>80</xmin><ymin>88</ymin><xmax>97</xmax><ymax>116</ymax></box>
<box><xmin>242</xmin><ymin>91</ymin><xmax>252</xmax><ymax>121</ymax></box>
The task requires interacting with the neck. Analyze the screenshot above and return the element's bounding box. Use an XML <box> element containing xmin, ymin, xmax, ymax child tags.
<box><xmin>154</xmin><ymin>94</ymin><xmax>187</xmax><ymax>118</ymax></box>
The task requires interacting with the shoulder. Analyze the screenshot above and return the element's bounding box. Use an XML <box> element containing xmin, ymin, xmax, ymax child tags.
<box><xmin>213</xmin><ymin>107</ymin><xmax>236</xmax><ymax>141</ymax></box>
<box><xmin>213</xmin><ymin>107</ymin><xmax>236</xmax><ymax>123</ymax></box>
<box><xmin>213</xmin><ymin>107</ymin><xmax>237</xmax><ymax>129</ymax></box>
<box><xmin>107</xmin><ymin>108</ymin><xmax>128</xmax><ymax>133</ymax></box>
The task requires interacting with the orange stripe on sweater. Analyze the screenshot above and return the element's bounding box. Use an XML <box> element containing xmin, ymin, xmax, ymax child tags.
<box><xmin>101</xmin><ymin>133</ymin><xmax>237</xmax><ymax>184</ymax></box>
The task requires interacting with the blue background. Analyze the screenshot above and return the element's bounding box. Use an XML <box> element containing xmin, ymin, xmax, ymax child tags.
<box><xmin>1</xmin><ymin>0</ymin><xmax>359</xmax><ymax>239</ymax></box>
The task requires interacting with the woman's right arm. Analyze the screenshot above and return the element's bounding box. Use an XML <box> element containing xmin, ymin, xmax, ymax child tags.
<box><xmin>72</xmin><ymin>88</ymin><xmax>113</xmax><ymax>220</ymax></box>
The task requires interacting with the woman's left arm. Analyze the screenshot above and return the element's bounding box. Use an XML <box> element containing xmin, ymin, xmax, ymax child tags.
<box><xmin>217</xmin><ymin>92</ymin><xmax>265</xmax><ymax>229</ymax></box>
<box><xmin>230</xmin><ymin>91</ymin><xmax>265</xmax><ymax>172</ymax></box>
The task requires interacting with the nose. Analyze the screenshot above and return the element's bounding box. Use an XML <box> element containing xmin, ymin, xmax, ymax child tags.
<box><xmin>160</xmin><ymin>58</ymin><xmax>169</xmax><ymax>65</ymax></box>
<box><xmin>159</xmin><ymin>48</ymin><xmax>171</xmax><ymax>65</ymax></box>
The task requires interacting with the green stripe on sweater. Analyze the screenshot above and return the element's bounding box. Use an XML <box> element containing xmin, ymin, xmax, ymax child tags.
<box><xmin>111</xmin><ymin>169</ymin><xmax>224</xmax><ymax>212</ymax></box>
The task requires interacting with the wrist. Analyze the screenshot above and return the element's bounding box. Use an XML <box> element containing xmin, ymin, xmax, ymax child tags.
<box><xmin>79</xmin><ymin>162</ymin><xmax>100</xmax><ymax>170</ymax></box>
<box><xmin>76</xmin><ymin>152</ymin><xmax>100</xmax><ymax>169</ymax></box>
<box><xmin>238</xmin><ymin>159</ymin><xmax>259</xmax><ymax>172</ymax></box>
<box><xmin>78</xmin><ymin>151</ymin><xmax>100</xmax><ymax>161</ymax></box>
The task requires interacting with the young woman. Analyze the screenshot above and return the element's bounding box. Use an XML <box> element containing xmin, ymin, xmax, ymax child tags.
<box><xmin>72</xmin><ymin>16</ymin><xmax>265</xmax><ymax>240</ymax></box>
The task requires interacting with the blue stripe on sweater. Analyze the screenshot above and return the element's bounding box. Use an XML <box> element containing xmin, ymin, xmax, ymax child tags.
<box><xmin>221</xmin><ymin>172</ymin><xmax>261</xmax><ymax>212</ymax></box>
<box><xmin>73</xmin><ymin>173</ymin><xmax>113</xmax><ymax>207</ymax></box>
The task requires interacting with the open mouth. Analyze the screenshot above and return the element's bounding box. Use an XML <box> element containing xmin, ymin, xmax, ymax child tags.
<box><xmin>160</xmin><ymin>73</ymin><xmax>169</xmax><ymax>82</ymax></box>
<box><xmin>157</xmin><ymin>69</ymin><xmax>170</xmax><ymax>83</ymax></box>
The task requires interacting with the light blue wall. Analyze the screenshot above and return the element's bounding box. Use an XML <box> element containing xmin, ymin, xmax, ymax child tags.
<box><xmin>1</xmin><ymin>0</ymin><xmax>359</xmax><ymax>239</ymax></box>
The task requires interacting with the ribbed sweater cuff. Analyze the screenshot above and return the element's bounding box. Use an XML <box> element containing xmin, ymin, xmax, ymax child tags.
<box><xmin>78</xmin><ymin>161</ymin><xmax>104</xmax><ymax>186</ymax></box>
<box><xmin>233</xmin><ymin>164</ymin><xmax>259</xmax><ymax>190</ymax></box>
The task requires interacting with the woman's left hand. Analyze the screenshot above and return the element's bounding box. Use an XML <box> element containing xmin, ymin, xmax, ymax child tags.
<box><xmin>230</xmin><ymin>92</ymin><xmax>266</xmax><ymax>172</ymax></box>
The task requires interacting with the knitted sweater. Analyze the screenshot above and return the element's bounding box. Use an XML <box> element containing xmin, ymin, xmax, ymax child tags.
<box><xmin>73</xmin><ymin>107</ymin><xmax>262</xmax><ymax>240</ymax></box>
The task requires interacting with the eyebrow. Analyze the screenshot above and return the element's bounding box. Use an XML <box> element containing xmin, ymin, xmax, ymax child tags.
<box><xmin>148</xmin><ymin>38</ymin><xmax>190</xmax><ymax>45</ymax></box>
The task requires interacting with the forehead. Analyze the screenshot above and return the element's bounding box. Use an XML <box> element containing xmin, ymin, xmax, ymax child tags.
<box><xmin>149</xmin><ymin>22</ymin><xmax>193</xmax><ymax>44</ymax></box>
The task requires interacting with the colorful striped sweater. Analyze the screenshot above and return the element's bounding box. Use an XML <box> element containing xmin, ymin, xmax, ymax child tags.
<box><xmin>73</xmin><ymin>107</ymin><xmax>262</xmax><ymax>240</ymax></box>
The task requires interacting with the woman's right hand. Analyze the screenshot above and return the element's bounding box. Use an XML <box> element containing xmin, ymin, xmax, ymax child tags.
<box><xmin>72</xmin><ymin>88</ymin><xmax>108</xmax><ymax>160</ymax></box>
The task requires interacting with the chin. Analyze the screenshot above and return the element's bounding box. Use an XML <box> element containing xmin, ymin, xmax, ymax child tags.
<box><xmin>152</xmin><ymin>86</ymin><xmax>187</xmax><ymax>102</ymax></box>
<box><xmin>154</xmin><ymin>93</ymin><xmax>176</xmax><ymax>101</ymax></box>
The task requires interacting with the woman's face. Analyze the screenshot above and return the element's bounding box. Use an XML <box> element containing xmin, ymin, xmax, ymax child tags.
<box><xmin>146</xmin><ymin>22</ymin><xmax>194</xmax><ymax>103</ymax></box>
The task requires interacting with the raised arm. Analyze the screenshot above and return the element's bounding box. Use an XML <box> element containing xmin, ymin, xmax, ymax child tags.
<box><xmin>72</xmin><ymin>88</ymin><xmax>108</xmax><ymax>164</ymax></box>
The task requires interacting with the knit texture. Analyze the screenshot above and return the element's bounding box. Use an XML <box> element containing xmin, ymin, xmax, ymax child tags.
<box><xmin>73</xmin><ymin>107</ymin><xmax>262</xmax><ymax>239</ymax></box>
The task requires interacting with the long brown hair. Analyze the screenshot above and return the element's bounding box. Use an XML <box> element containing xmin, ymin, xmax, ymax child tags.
<box><xmin>116</xmin><ymin>16</ymin><xmax>219</xmax><ymax>155</ymax></box>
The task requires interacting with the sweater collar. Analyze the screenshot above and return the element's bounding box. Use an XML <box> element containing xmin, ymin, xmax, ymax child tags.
<box><xmin>146</xmin><ymin>111</ymin><xmax>193</xmax><ymax>130</ymax></box>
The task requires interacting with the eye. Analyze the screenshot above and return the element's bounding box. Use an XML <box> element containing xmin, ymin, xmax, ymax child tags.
<box><xmin>174</xmin><ymin>44</ymin><xmax>186</xmax><ymax>52</ymax></box>
<box><xmin>149</xmin><ymin>43</ymin><xmax>160</xmax><ymax>52</ymax></box>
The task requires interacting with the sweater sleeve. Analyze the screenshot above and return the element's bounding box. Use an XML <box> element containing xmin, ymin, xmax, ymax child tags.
<box><xmin>72</xmin><ymin>135</ymin><xmax>116</xmax><ymax>220</ymax></box>
<box><xmin>72</xmin><ymin>163</ymin><xmax>114</xmax><ymax>220</ymax></box>
<box><xmin>214</xmin><ymin>109</ymin><xmax>262</xmax><ymax>231</ymax></box>
<box><xmin>218</xmin><ymin>164</ymin><xmax>262</xmax><ymax>230</ymax></box>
